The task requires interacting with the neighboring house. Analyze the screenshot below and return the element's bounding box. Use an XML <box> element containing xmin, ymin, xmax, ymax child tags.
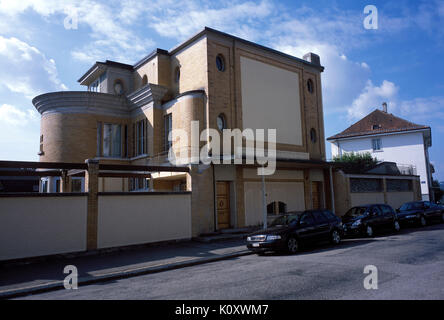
<box><xmin>327</xmin><ymin>104</ymin><xmax>433</xmax><ymax>201</ymax></box>
<box><xmin>33</xmin><ymin>27</ymin><xmax>333</xmax><ymax>236</ymax></box>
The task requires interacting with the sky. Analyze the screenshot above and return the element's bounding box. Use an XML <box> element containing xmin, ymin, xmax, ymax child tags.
<box><xmin>0</xmin><ymin>0</ymin><xmax>443</xmax><ymax>180</ymax></box>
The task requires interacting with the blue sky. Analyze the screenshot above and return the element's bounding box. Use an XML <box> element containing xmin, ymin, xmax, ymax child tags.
<box><xmin>0</xmin><ymin>0</ymin><xmax>443</xmax><ymax>180</ymax></box>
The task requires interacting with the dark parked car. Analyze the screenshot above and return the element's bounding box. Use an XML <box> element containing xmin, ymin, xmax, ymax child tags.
<box><xmin>397</xmin><ymin>201</ymin><xmax>444</xmax><ymax>227</ymax></box>
<box><xmin>246</xmin><ymin>210</ymin><xmax>343</xmax><ymax>254</ymax></box>
<box><xmin>342</xmin><ymin>204</ymin><xmax>400</xmax><ymax>237</ymax></box>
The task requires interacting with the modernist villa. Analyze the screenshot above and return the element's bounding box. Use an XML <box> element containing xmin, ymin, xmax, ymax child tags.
<box><xmin>33</xmin><ymin>27</ymin><xmax>334</xmax><ymax>236</ymax></box>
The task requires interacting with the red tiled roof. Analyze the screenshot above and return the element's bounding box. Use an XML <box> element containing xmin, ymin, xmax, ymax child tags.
<box><xmin>327</xmin><ymin>109</ymin><xmax>430</xmax><ymax>140</ymax></box>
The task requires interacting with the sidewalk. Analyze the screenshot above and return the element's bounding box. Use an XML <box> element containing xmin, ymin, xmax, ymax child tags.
<box><xmin>0</xmin><ymin>238</ymin><xmax>252</xmax><ymax>299</ymax></box>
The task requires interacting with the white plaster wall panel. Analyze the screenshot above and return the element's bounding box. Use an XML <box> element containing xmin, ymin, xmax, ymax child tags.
<box><xmin>240</xmin><ymin>56</ymin><xmax>303</xmax><ymax>145</ymax></box>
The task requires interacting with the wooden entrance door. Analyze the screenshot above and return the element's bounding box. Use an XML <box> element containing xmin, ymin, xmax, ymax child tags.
<box><xmin>312</xmin><ymin>181</ymin><xmax>322</xmax><ymax>209</ymax></box>
<box><xmin>216</xmin><ymin>182</ymin><xmax>231</xmax><ymax>229</ymax></box>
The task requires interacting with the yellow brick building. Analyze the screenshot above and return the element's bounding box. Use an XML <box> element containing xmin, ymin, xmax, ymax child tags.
<box><xmin>33</xmin><ymin>27</ymin><xmax>334</xmax><ymax>236</ymax></box>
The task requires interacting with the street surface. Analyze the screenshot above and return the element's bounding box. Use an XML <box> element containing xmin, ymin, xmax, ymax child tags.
<box><xmin>19</xmin><ymin>223</ymin><xmax>444</xmax><ymax>300</ymax></box>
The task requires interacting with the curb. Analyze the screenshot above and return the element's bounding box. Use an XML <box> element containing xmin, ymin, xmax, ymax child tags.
<box><xmin>0</xmin><ymin>250</ymin><xmax>254</xmax><ymax>300</ymax></box>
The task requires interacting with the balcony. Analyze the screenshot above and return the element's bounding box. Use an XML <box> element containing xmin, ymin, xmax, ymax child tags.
<box><xmin>32</xmin><ymin>91</ymin><xmax>130</xmax><ymax>117</ymax></box>
<box><xmin>32</xmin><ymin>84</ymin><xmax>169</xmax><ymax>118</ymax></box>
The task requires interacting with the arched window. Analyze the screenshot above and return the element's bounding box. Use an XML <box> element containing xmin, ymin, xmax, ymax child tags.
<box><xmin>307</xmin><ymin>79</ymin><xmax>314</xmax><ymax>93</ymax></box>
<box><xmin>278</xmin><ymin>201</ymin><xmax>287</xmax><ymax>214</ymax></box>
<box><xmin>267</xmin><ymin>201</ymin><xmax>288</xmax><ymax>215</ymax></box>
<box><xmin>142</xmin><ymin>75</ymin><xmax>148</xmax><ymax>86</ymax></box>
<box><xmin>216</xmin><ymin>54</ymin><xmax>225</xmax><ymax>72</ymax></box>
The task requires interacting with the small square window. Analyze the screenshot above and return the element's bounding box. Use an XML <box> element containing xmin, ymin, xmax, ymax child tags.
<box><xmin>372</xmin><ymin>138</ymin><xmax>382</xmax><ymax>151</ymax></box>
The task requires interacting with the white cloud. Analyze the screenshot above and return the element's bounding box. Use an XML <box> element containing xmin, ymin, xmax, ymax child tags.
<box><xmin>0</xmin><ymin>36</ymin><xmax>67</xmax><ymax>98</ymax></box>
<box><xmin>0</xmin><ymin>103</ymin><xmax>40</xmax><ymax>161</ymax></box>
<box><xmin>146</xmin><ymin>0</ymin><xmax>274</xmax><ymax>41</ymax></box>
<box><xmin>0</xmin><ymin>104</ymin><xmax>38</xmax><ymax>126</ymax></box>
<box><xmin>0</xmin><ymin>0</ymin><xmax>155</xmax><ymax>63</ymax></box>
<box><xmin>347</xmin><ymin>80</ymin><xmax>398</xmax><ymax>120</ymax></box>
<box><xmin>395</xmin><ymin>96</ymin><xmax>444</xmax><ymax>122</ymax></box>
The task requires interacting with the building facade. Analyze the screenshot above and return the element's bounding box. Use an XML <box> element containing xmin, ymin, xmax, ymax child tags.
<box><xmin>33</xmin><ymin>27</ymin><xmax>333</xmax><ymax>236</ymax></box>
<box><xmin>328</xmin><ymin>105</ymin><xmax>433</xmax><ymax>201</ymax></box>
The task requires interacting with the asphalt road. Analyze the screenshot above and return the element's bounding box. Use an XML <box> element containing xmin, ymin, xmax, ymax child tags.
<box><xmin>18</xmin><ymin>223</ymin><xmax>444</xmax><ymax>300</ymax></box>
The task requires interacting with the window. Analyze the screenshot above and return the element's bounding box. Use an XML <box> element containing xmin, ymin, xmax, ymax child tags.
<box><xmin>164</xmin><ymin>114</ymin><xmax>172</xmax><ymax>152</ymax></box>
<box><xmin>103</xmin><ymin>123</ymin><xmax>122</xmax><ymax>157</ymax></box>
<box><xmin>89</xmin><ymin>73</ymin><xmax>106</xmax><ymax>92</ymax></box>
<box><xmin>386</xmin><ymin>179</ymin><xmax>412</xmax><ymax>192</ymax></box>
<box><xmin>39</xmin><ymin>135</ymin><xmax>44</xmax><ymax>155</ymax></box>
<box><xmin>89</xmin><ymin>79</ymin><xmax>99</xmax><ymax>92</ymax></box>
<box><xmin>174</xmin><ymin>67</ymin><xmax>180</xmax><ymax>83</ymax></box>
<box><xmin>322</xmin><ymin>210</ymin><xmax>336</xmax><ymax>220</ymax></box>
<box><xmin>142</xmin><ymin>75</ymin><xmax>148</xmax><ymax>86</ymax></box>
<box><xmin>216</xmin><ymin>54</ymin><xmax>225</xmax><ymax>72</ymax></box>
<box><xmin>372</xmin><ymin>124</ymin><xmax>381</xmax><ymax>130</ymax></box>
<box><xmin>307</xmin><ymin>79</ymin><xmax>314</xmax><ymax>93</ymax></box>
<box><xmin>114</xmin><ymin>80</ymin><xmax>124</xmax><ymax>95</ymax></box>
<box><xmin>96</xmin><ymin>122</ymin><xmax>102</xmax><ymax>156</ymax></box>
<box><xmin>350</xmin><ymin>178</ymin><xmax>383</xmax><ymax>193</ymax></box>
<box><xmin>312</xmin><ymin>211</ymin><xmax>329</xmax><ymax>223</ymax></box>
<box><xmin>71</xmin><ymin>178</ymin><xmax>84</xmax><ymax>193</ymax></box>
<box><xmin>380</xmin><ymin>205</ymin><xmax>393</xmax><ymax>215</ymax></box>
<box><xmin>267</xmin><ymin>201</ymin><xmax>287</xmax><ymax>215</ymax></box>
<box><xmin>372</xmin><ymin>138</ymin><xmax>382</xmax><ymax>151</ymax></box>
<box><xmin>129</xmin><ymin>177</ymin><xmax>149</xmax><ymax>191</ymax></box>
<box><xmin>41</xmin><ymin>178</ymin><xmax>48</xmax><ymax>193</ymax></box>
<box><xmin>300</xmin><ymin>212</ymin><xmax>315</xmax><ymax>225</ymax></box>
<box><xmin>371</xmin><ymin>206</ymin><xmax>382</xmax><ymax>216</ymax></box>
<box><xmin>310</xmin><ymin>128</ymin><xmax>317</xmax><ymax>143</ymax></box>
<box><xmin>135</xmin><ymin>119</ymin><xmax>147</xmax><ymax>156</ymax></box>
<box><xmin>216</xmin><ymin>114</ymin><xmax>226</xmax><ymax>131</ymax></box>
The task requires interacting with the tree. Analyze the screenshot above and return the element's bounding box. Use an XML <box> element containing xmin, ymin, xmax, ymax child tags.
<box><xmin>333</xmin><ymin>152</ymin><xmax>378</xmax><ymax>174</ymax></box>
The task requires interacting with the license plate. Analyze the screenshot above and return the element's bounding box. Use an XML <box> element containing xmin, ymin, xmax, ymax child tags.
<box><xmin>252</xmin><ymin>243</ymin><xmax>260</xmax><ymax>247</ymax></box>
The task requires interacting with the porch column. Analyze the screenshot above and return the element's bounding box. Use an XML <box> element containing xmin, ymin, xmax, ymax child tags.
<box><xmin>60</xmin><ymin>170</ymin><xmax>71</xmax><ymax>193</ymax></box>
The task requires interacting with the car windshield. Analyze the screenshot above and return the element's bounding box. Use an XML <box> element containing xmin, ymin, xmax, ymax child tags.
<box><xmin>399</xmin><ymin>202</ymin><xmax>423</xmax><ymax>211</ymax></box>
<box><xmin>270</xmin><ymin>215</ymin><xmax>299</xmax><ymax>226</ymax></box>
<box><xmin>345</xmin><ymin>207</ymin><xmax>368</xmax><ymax>218</ymax></box>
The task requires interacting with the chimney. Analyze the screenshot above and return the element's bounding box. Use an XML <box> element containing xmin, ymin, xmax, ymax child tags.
<box><xmin>303</xmin><ymin>52</ymin><xmax>321</xmax><ymax>66</ymax></box>
<box><xmin>382</xmin><ymin>102</ymin><xmax>388</xmax><ymax>113</ymax></box>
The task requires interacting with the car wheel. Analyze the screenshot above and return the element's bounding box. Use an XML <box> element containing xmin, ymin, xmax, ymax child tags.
<box><xmin>419</xmin><ymin>215</ymin><xmax>427</xmax><ymax>227</ymax></box>
<box><xmin>364</xmin><ymin>225</ymin><xmax>374</xmax><ymax>237</ymax></box>
<box><xmin>287</xmin><ymin>237</ymin><xmax>299</xmax><ymax>254</ymax></box>
<box><xmin>330</xmin><ymin>229</ymin><xmax>341</xmax><ymax>245</ymax></box>
<box><xmin>393</xmin><ymin>220</ymin><xmax>401</xmax><ymax>232</ymax></box>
